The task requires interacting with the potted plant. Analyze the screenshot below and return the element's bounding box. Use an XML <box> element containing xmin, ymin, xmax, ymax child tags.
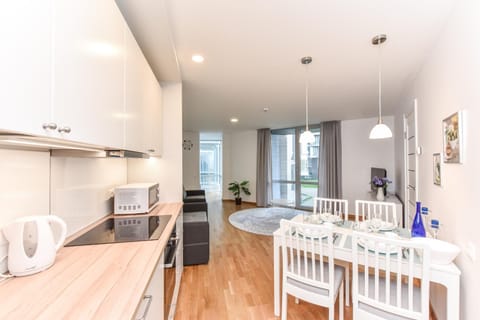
<box><xmin>228</xmin><ymin>180</ymin><xmax>251</xmax><ymax>205</ymax></box>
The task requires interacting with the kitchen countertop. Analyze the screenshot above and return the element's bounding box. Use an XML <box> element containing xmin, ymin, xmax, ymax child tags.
<box><xmin>0</xmin><ymin>202</ymin><xmax>182</xmax><ymax>320</ymax></box>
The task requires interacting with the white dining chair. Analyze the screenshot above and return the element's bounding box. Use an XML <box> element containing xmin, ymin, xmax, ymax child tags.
<box><xmin>355</xmin><ymin>200</ymin><xmax>398</xmax><ymax>226</ymax></box>
<box><xmin>313</xmin><ymin>197</ymin><xmax>349</xmax><ymax>221</ymax></box>
<box><xmin>312</xmin><ymin>197</ymin><xmax>351</xmax><ymax>307</ymax></box>
<box><xmin>279</xmin><ymin>219</ymin><xmax>344</xmax><ymax>320</ymax></box>
<box><xmin>351</xmin><ymin>231</ymin><xmax>431</xmax><ymax>320</ymax></box>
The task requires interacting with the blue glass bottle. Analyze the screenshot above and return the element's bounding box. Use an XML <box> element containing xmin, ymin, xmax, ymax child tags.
<box><xmin>411</xmin><ymin>201</ymin><xmax>426</xmax><ymax>237</ymax></box>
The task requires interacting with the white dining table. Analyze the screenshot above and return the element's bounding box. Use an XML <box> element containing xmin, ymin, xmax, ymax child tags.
<box><xmin>273</xmin><ymin>214</ymin><xmax>461</xmax><ymax>320</ymax></box>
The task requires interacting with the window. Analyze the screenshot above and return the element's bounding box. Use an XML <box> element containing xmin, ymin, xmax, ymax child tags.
<box><xmin>271</xmin><ymin>126</ymin><xmax>320</xmax><ymax>209</ymax></box>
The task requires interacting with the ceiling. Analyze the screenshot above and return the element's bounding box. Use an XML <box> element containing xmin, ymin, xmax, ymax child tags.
<box><xmin>120</xmin><ymin>0</ymin><xmax>455</xmax><ymax>132</ymax></box>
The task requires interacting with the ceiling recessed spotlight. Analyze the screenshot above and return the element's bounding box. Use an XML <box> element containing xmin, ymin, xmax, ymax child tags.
<box><xmin>192</xmin><ymin>55</ymin><xmax>204</xmax><ymax>63</ymax></box>
<box><xmin>230</xmin><ymin>118</ymin><xmax>239</xmax><ymax>123</ymax></box>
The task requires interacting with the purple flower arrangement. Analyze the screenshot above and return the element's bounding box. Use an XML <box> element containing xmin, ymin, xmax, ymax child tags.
<box><xmin>371</xmin><ymin>176</ymin><xmax>392</xmax><ymax>189</ymax></box>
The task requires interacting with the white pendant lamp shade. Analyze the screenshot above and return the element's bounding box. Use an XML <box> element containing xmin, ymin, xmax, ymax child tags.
<box><xmin>299</xmin><ymin>129</ymin><xmax>315</xmax><ymax>144</ymax></box>
<box><xmin>369</xmin><ymin>34</ymin><xmax>392</xmax><ymax>140</ymax></box>
<box><xmin>299</xmin><ymin>56</ymin><xmax>314</xmax><ymax>144</ymax></box>
<box><xmin>369</xmin><ymin>122</ymin><xmax>392</xmax><ymax>139</ymax></box>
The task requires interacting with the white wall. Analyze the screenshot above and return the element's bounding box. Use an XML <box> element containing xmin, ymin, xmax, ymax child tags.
<box><xmin>222</xmin><ymin>130</ymin><xmax>257</xmax><ymax>203</ymax></box>
<box><xmin>341</xmin><ymin>116</ymin><xmax>396</xmax><ymax>210</ymax></box>
<box><xmin>128</xmin><ymin>82</ymin><xmax>183</xmax><ymax>202</ymax></box>
<box><xmin>182</xmin><ymin>131</ymin><xmax>200</xmax><ymax>189</ymax></box>
<box><xmin>394</xmin><ymin>1</ymin><xmax>480</xmax><ymax>318</ymax></box>
<box><xmin>51</xmin><ymin>157</ymin><xmax>127</xmax><ymax>236</ymax></box>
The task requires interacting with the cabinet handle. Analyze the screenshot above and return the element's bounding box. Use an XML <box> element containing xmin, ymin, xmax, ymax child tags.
<box><xmin>147</xmin><ymin>149</ymin><xmax>155</xmax><ymax>153</ymax></box>
<box><xmin>136</xmin><ymin>295</ymin><xmax>153</xmax><ymax>320</ymax></box>
<box><xmin>58</xmin><ymin>126</ymin><xmax>71</xmax><ymax>134</ymax></box>
<box><xmin>42</xmin><ymin>123</ymin><xmax>57</xmax><ymax>130</ymax></box>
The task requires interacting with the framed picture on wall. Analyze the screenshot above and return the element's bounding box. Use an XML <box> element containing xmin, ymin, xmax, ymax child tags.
<box><xmin>442</xmin><ymin>111</ymin><xmax>463</xmax><ymax>163</ymax></box>
<box><xmin>433</xmin><ymin>153</ymin><xmax>441</xmax><ymax>186</ymax></box>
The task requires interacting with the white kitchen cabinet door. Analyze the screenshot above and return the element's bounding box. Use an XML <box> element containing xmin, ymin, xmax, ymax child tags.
<box><xmin>124</xmin><ymin>25</ymin><xmax>162</xmax><ymax>155</ymax></box>
<box><xmin>144</xmin><ymin>68</ymin><xmax>163</xmax><ymax>156</ymax></box>
<box><xmin>53</xmin><ymin>0</ymin><xmax>124</xmax><ymax>148</ymax></box>
<box><xmin>135</xmin><ymin>253</ymin><xmax>164</xmax><ymax>320</ymax></box>
<box><xmin>124</xmin><ymin>25</ymin><xmax>149</xmax><ymax>152</ymax></box>
<box><xmin>0</xmin><ymin>1</ymin><xmax>52</xmax><ymax>135</ymax></box>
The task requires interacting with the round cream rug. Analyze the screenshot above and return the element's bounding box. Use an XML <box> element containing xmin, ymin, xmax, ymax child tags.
<box><xmin>228</xmin><ymin>207</ymin><xmax>305</xmax><ymax>236</ymax></box>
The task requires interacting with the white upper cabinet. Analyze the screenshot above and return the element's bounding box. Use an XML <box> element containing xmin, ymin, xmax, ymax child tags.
<box><xmin>144</xmin><ymin>70</ymin><xmax>163</xmax><ymax>156</ymax></box>
<box><xmin>124</xmin><ymin>26</ymin><xmax>148</xmax><ymax>152</ymax></box>
<box><xmin>53</xmin><ymin>0</ymin><xmax>125</xmax><ymax>148</ymax></box>
<box><xmin>125</xmin><ymin>26</ymin><xmax>162</xmax><ymax>155</ymax></box>
<box><xmin>0</xmin><ymin>1</ymin><xmax>162</xmax><ymax>152</ymax></box>
<box><xmin>0</xmin><ymin>1</ymin><xmax>52</xmax><ymax>135</ymax></box>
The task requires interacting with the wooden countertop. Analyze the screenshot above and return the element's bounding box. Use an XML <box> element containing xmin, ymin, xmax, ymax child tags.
<box><xmin>0</xmin><ymin>202</ymin><xmax>182</xmax><ymax>320</ymax></box>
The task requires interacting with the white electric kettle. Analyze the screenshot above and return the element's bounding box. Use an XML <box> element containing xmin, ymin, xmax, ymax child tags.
<box><xmin>2</xmin><ymin>215</ymin><xmax>67</xmax><ymax>276</ymax></box>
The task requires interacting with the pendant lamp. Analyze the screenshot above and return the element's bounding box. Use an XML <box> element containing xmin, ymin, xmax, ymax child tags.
<box><xmin>299</xmin><ymin>56</ymin><xmax>315</xmax><ymax>144</ymax></box>
<box><xmin>369</xmin><ymin>34</ymin><xmax>392</xmax><ymax>139</ymax></box>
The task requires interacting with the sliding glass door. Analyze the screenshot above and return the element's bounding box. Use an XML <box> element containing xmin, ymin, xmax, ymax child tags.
<box><xmin>299</xmin><ymin>128</ymin><xmax>320</xmax><ymax>208</ymax></box>
<box><xmin>271</xmin><ymin>127</ymin><xmax>320</xmax><ymax>209</ymax></box>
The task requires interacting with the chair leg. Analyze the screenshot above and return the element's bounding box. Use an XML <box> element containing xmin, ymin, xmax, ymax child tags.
<box><xmin>345</xmin><ymin>266</ymin><xmax>350</xmax><ymax>307</ymax></box>
<box><xmin>329</xmin><ymin>305</ymin><xmax>334</xmax><ymax>320</ymax></box>
<box><xmin>281</xmin><ymin>289</ymin><xmax>287</xmax><ymax>320</ymax></box>
<box><xmin>339</xmin><ymin>281</ymin><xmax>344</xmax><ymax>320</ymax></box>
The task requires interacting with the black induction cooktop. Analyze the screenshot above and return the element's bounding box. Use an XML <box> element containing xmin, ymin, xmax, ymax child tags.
<box><xmin>65</xmin><ymin>215</ymin><xmax>171</xmax><ymax>247</ymax></box>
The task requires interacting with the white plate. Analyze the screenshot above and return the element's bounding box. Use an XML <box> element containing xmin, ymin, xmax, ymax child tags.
<box><xmin>295</xmin><ymin>228</ymin><xmax>328</xmax><ymax>240</ymax></box>
<box><xmin>357</xmin><ymin>238</ymin><xmax>399</xmax><ymax>254</ymax></box>
<box><xmin>379</xmin><ymin>222</ymin><xmax>396</xmax><ymax>231</ymax></box>
<box><xmin>364</xmin><ymin>219</ymin><xmax>396</xmax><ymax>231</ymax></box>
<box><xmin>319</xmin><ymin>213</ymin><xmax>342</xmax><ymax>223</ymax></box>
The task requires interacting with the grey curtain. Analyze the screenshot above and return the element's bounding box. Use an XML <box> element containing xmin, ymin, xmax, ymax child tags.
<box><xmin>318</xmin><ymin>121</ymin><xmax>342</xmax><ymax>198</ymax></box>
<box><xmin>256</xmin><ymin>128</ymin><xmax>272</xmax><ymax>207</ymax></box>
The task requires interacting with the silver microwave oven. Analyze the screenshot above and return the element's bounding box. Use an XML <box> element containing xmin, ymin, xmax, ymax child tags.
<box><xmin>114</xmin><ymin>183</ymin><xmax>159</xmax><ymax>215</ymax></box>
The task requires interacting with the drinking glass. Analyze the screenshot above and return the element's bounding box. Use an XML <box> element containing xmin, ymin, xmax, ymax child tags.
<box><xmin>430</xmin><ymin>219</ymin><xmax>440</xmax><ymax>239</ymax></box>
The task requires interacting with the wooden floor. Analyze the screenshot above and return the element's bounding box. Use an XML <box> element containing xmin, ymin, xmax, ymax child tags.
<box><xmin>175</xmin><ymin>196</ymin><xmax>352</xmax><ymax>320</ymax></box>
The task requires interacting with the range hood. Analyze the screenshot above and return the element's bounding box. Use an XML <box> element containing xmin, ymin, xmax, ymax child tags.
<box><xmin>0</xmin><ymin>133</ymin><xmax>150</xmax><ymax>159</ymax></box>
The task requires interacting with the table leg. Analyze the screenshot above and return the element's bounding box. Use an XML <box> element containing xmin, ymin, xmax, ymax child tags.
<box><xmin>446</xmin><ymin>276</ymin><xmax>460</xmax><ymax>320</ymax></box>
<box><xmin>345</xmin><ymin>266</ymin><xmax>350</xmax><ymax>306</ymax></box>
<box><xmin>274</xmin><ymin>238</ymin><xmax>280</xmax><ymax>316</ymax></box>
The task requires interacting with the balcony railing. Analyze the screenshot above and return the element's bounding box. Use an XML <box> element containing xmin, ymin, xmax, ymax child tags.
<box><xmin>200</xmin><ymin>172</ymin><xmax>222</xmax><ymax>187</ymax></box>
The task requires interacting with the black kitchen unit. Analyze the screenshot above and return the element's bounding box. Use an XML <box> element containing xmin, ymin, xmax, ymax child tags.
<box><xmin>65</xmin><ymin>215</ymin><xmax>171</xmax><ymax>247</ymax></box>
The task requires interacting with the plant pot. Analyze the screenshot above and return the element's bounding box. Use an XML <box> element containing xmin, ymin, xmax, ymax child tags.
<box><xmin>235</xmin><ymin>198</ymin><xmax>242</xmax><ymax>205</ymax></box>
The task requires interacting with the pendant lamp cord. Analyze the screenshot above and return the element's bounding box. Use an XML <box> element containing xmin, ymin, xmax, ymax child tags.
<box><xmin>378</xmin><ymin>40</ymin><xmax>382</xmax><ymax>124</ymax></box>
<box><xmin>305</xmin><ymin>62</ymin><xmax>309</xmax><ymax>131</ymax></box>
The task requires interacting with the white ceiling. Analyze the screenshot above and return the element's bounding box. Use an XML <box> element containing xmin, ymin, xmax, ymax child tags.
<box><xmin>123</xmin><ymin>0</ymin><xmax>455</xmax><ymax>132</ymax></box>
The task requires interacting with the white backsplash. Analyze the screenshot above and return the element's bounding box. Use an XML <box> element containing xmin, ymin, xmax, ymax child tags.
<box><xmin>0</xmin><ymin>150</ymin><xmax>128</xmax><ymax>274</ymax></box>
<box><xmin>50</xmin><ymin>157</ymin><xmax>127</xmax><ymax>236</ymax></box>
<box><xmin>0</xmin><ymin>149</ymin><xmax>50</xmax><ymax>273</ymax></box>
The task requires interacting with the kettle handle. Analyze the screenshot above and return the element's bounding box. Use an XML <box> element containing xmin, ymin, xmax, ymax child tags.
<box><xmin>46</xmin><ymin>215</ymin><xmax>67</xmax><ymax>251</ymax></box>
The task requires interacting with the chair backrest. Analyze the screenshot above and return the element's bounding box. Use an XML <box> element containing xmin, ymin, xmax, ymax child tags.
<box><xmin>279</xmin><ymin>219</ymin><xmax>336</xmax><ymax>299</ymax></box>
<box><xmin>351</xmin><ymin>232</ymin><xmax>431</xmax><ymax>320</ymax></box>
<box><xmin>355</xmin><ymin>200</ymin><xmax>397</xmax><ymax>226</ymax></box>
<box><xmin>313</xmin><ymin>197</ymin><xmax>349</xmax><ymax>221</ymax></box>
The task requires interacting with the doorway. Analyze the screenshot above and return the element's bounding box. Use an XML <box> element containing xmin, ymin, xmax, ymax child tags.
<box><xmin>199</xmin><ymin>133</ymin><xmax>223</xmax><ymax>196</ymax></box>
